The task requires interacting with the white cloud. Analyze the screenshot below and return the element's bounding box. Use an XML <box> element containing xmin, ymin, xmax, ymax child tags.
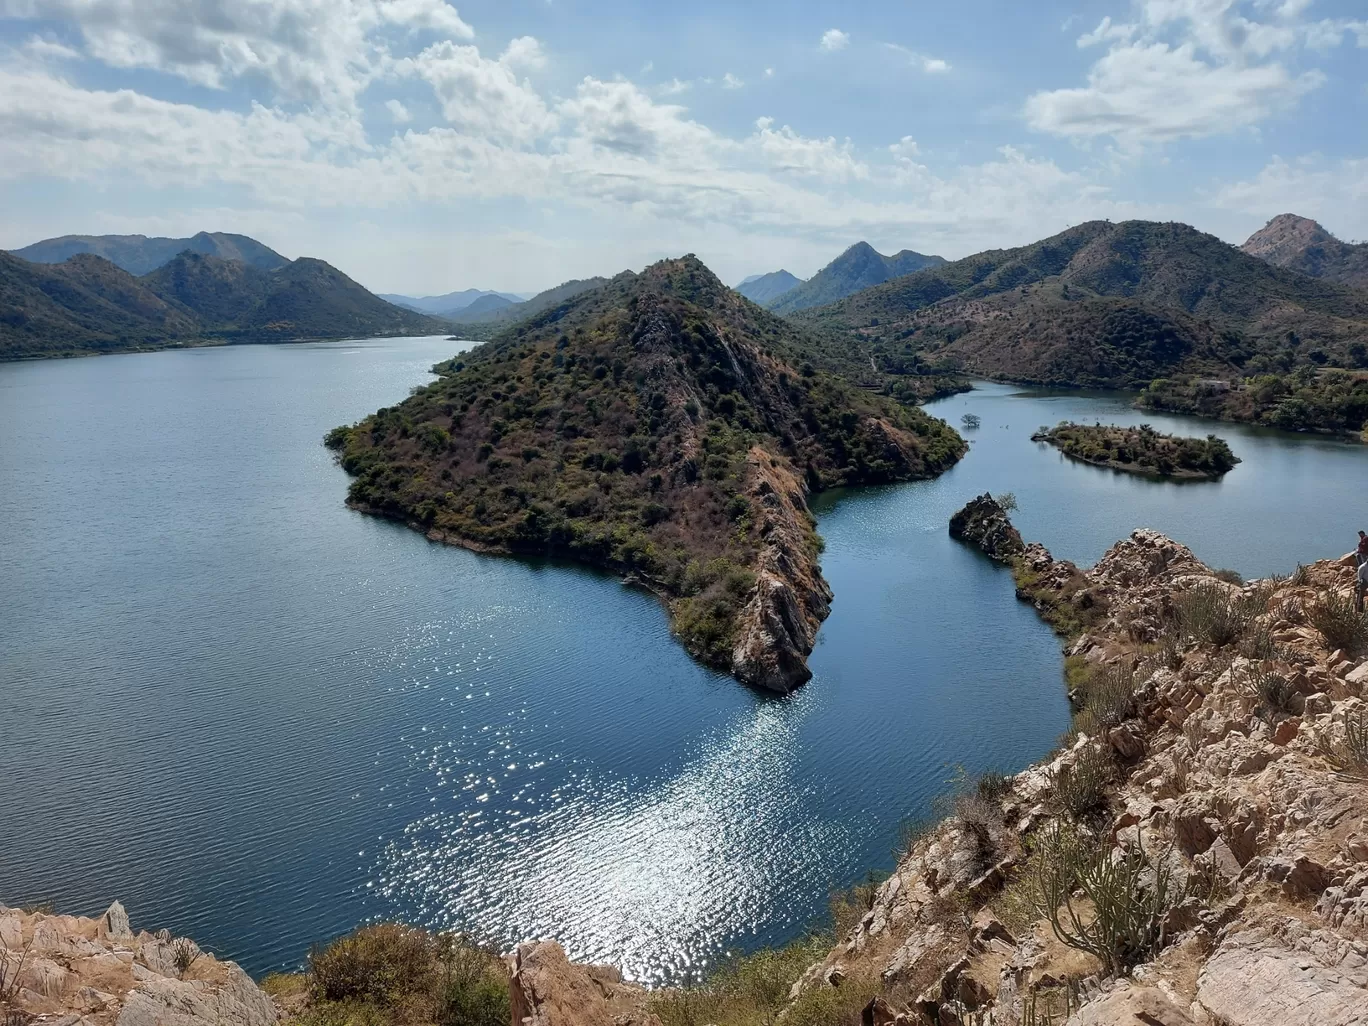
<box><xmin>752</xmin><ymin>117</ymin><xmax>867</xmax><ymax>181</ymax></box>
<box><xmin>722</xmin><ymin>72</ymin><xmax>744</xmax><ymax>90</ymax></box>
<box><xmin>22</xmin><ymin>36</ymin><xmax>82</xmax><ymax>60</ymax></box>
<box><xmin>0</xmin><ymin>0</ymin><xmax>475</xmax><ymax>107</ymax></box>
<box><xmin>1027</xmin><ymin>0</ymin><xmax>1333</xmax><ymax>145</ymax></box>
<box><xmin>820</xmin><ymin>29</ymin><xmax>849</xmax><ymax>51</ymax></box>
<box><xmin>884</xmin><ymin>43</ymin><xmax>952</xmax><ymax>74</ymax></box>
<box><xmin>1209</xmin><ymin>154</ymin><xmax>1368</xmax><ymax>241</ymax></box>
<box><xmin>386</xmin><ymin>98</ymin><xmax>412</xmax><ymax>122</ymax></box>
<box><xmin>657</xmin><ymin>78</ymin><xmax>692</xmax><ymax>96</ymax></box>
<box><xmin>764</xmin><ymin>67</ymin><xmax>774</xmax><ymax>77</ymax></box>
<box><xmin>395</xmin><ymin>37</ymin><xmax>555</xmax><ymax>145</ymax></box>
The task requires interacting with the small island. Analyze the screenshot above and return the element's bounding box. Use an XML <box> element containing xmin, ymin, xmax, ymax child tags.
<box><xmin>1031</xmin><ymin>421</ymin><xmax>1240</xmax><ymax>479</ymax></box>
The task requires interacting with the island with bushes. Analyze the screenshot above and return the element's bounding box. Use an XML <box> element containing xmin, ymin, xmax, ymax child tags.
<box><xmin>1031</xmin><ymin>421</ymin><xmax>1240</xmax><ymax>479</ymax></box>
<box><xmin>1138</xmin><ymin>368</ymin><xmax>1368</xmax><ymax>440</ymax></box>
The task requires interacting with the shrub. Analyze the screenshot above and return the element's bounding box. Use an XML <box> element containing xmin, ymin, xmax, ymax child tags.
<box><xmin>1213</xmin><ymin>568</ymin><xmax>1243</xmax><ymax>585</ymax></box>
<box><xmin>1243</xmin><ymin>667</ymin><xmax>1297</xmax><ymax>719</ymax></box>
<box><xmin>1049</xmin><ymin>745</ymin><xmax>1113</xmax><ymax>819</ymax></box>
<box><xmin>1029</xmin><ymin>824</ymin><xmax>1181</xmax><ymax>977</ymax></box>
<box><xmin>435</xmin><ymin>941</ymin><xmax>508</xmax><ymax>1026</ymax></box>
<box><xmin>996</xmin><ymin>491</ymin><xmax>1018</xmax><ymax>512</ymax></box>
<box><xmin>1173</xmin><ymin>583</ymin><xmax>1252</xmax><ymax>647</ymax></box>
<box><xmin>976</xmin><ymin>769</ymin><xmax>1011</xmax><ymax>803</ymax></box>
<box><xmin>829</xmin><ymin>871</ymin><xmax>887</xmax><ymax>939</ymax></box>
<box><xmin>171</xmin><ymin>938</ymin><xmax>201</xmax><ymax>979</ymax></box>
<box><xmin>1306</xmin><ymin>591</ymin><xmax>1368</xmax><ymax>655</ymax></box>
<box><xmin>309</xmin><ymin>925</ymin><xmax>435</xmax><ymax>1004</ymax></box>
<box><xmin>1077</xmin><ymin>665</ymin><xmax>1137</xmax><ymax>731</ymax></box>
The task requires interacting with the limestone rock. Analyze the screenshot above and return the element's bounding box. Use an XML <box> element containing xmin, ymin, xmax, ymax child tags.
<box><xmin>1196</xmin><ymin>923</ymin><xmax>1368</xmax><ymax>1025</ymax></box>
<box><xmin>1066</xmin><ymin>980</ymin><xmax>1194</xmax><ymax>1025</ymax></box>
<box><xmin>100</xmin><ymin>903</ymin><xmax>132</xmax><ymax>941</ymax></box>
<box><xmin>948</xmin><ymin>494</ymin><xmax>1025</xmax><ymax>562</ymax></box>
<box><xmin>508</xmin><ymin>941</ymin><xmax>660</xmax><ymax>1026</ymax></box>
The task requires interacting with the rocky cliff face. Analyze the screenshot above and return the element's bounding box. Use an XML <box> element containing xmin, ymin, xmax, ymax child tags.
<box><xmin>793</xmin><ymin>528</ymin><xmax>1368</xmax><ymax>1025</ymax></box>
<box><xmin>0</xmin><ymin>902</ymin><xmax>276</xmax><ymax>1026</ymax></box>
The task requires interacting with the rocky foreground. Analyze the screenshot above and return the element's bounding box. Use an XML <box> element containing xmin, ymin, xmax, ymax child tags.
<box><xmin>0</xmin><ymin>902</ymin><xmax>275</xmax><ymax>1026</ymax></box>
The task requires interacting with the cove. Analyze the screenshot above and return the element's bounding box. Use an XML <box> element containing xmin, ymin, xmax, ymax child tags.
<box><xmin>8</xmin><ymin>345</ymin><xmax>1359</xmax><ymax>986</ymax></box>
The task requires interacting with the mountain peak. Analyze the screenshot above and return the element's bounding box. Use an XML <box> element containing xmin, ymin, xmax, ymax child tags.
<box><xmin>1241</xmin><ymin>213</ymin><xmax>1367</xmax><ymax>287</ymax></box>
<box><xmin>768</xmin><ymin>242</ymin><xmax>946</xmax><ymax>314</ymax></box>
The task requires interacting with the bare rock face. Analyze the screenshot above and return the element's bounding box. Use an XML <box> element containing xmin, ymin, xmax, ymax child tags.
<box><xmin>0</xmin><ymin>903</ymin><xmax>275</xmax><ymax>1026</ymax></box>
<box><xmin>728</xmin><ymin>447</ymin><xmax>832</xmax><ymax>693</ymax></box>
<box><xmin>948</xmin><ymin>494</ymin><xmax>1025</xmax><ymax>562</ymax></box>
<box><xmin>508</xmin><ymin>941</ymin><xmax>660</xmax><ymax>1026</ymax></box>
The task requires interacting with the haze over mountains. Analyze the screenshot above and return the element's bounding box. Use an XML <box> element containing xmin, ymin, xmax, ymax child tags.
<box><xmin>378</xmin><ymin>288</ymin><xmax>528</xmax><ymax>317</ymax></box>
<box><xmin>1240</xmin><ymin>214</ymin><xmax>1368</xmax><ymax>289</ymax></box>
<box><xmin>767</xmin><ymin>242</ymin><xmax>947</xmax><ymax>314</ymax></box>
<box><xmin>9</xmin><ymin>232</ymin><xmax>289</xmax><ymax>276</ymax></box>
<box><xmin>734</xmin><ymin>270</ymin><xmax>803</xmax><ymax>305</ymax></box>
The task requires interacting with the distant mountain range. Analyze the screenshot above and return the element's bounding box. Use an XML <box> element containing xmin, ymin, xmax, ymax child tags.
<box><xmin>9</xmin><ymin>232</ymin><xmax>289</xmax><ymax>276</ymax></box>
<box><xmin>1</xmin><ymin>249</ymin><xmax>448</xmax><ymax>360</ymax></box>
<box><xmin>1241</xmin><ymin>213</ymin><xmax>1368</xmax><ymax>289</ymax></box>
<box><xmin>734</xmin><ymin>270</ymin><xmax>803</xmax><ymax>305</ymax></box>
<box><xmin>768</xmin><ymin>242</ymin><xmax>947</xmax><ymax>314</ymax></box>
<box><xmin>799</xmin><ymin>219</ymin><xmax>1368</xmax><ymax>387</ymax></box>
<box><xmin>447</xmin><ymin>277</ymin><xmax>615</xmax><ymax>338</ymax></box>
<box><xmin>377</xmin><ymin>288</ymin><xmax>529</xmax><ymax>317</ymax></box>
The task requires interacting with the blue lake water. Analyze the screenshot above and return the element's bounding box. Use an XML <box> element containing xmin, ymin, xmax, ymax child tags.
<box><xmin>2</xmin><ymin>343</ymin><xmax>1365</xmax><ymax>983</ymax></box>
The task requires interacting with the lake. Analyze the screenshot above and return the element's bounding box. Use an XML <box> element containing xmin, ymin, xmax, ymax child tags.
<box><xmin>2</xmin><ymin>343</ymin><xmax>1365</xmax><ymax>984</ymax></box>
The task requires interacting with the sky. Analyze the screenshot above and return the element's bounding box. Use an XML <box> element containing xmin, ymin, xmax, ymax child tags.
<box><xmin>0</xmin><ymin>0</ymin><xmax>1365</xmax><ymax>297</ymax></box>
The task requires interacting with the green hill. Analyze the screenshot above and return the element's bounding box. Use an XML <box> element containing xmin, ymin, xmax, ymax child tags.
<box><xmin>769</xmin><ymin>242</ymin><xmax>946</xmax><ymax>314</ymax></box>
<box><xmin>9</xmin><ymin>231</ymin><xmax>289</xmax><ymax>275</ymax></box>
<box><xmin>327</xmin><ymin>255</ymin><xmax>964</xmax><ymax>690</ymax></box>
<box><xmin>800</xmin><ymin>220</ymin><xmax>1368</xmax><ymax>388</ymax></box>
<box><xmin>1</xmin><ymin>251</ymin><xmax>448</xmax><ymax>359</ymax></box>
<box><xmin>735</xmin><ymin>270</ymin><xmax>803</xmax><ymax>304</ymax></box>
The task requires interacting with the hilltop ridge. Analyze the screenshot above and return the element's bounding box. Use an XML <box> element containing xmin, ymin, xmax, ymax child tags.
<box><xmin>769</xmin><ymin>242</ymin><xmax>947</xmax><ymax>314</ymax></box>
<box><xmin>9</xmin><ymin>231</ymin><xmax>288</xmax><ymax>276</ymax></box>
<box><xmin>1241</xmin><ymin>213</ymin><xmax>1368</xmax><ymax>289</ymax></box>
<box><xmin>328</xmin><ymin>254</ymin><xmax>965</xmax><ymax>690</ymax></box>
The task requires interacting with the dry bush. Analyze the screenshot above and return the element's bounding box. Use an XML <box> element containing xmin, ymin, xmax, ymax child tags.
<box><xmin>309</xmin><ymin>925</ymin><xmax>437</xmax><ymax>1005</ymax></box>
<box><xmin>1242</xmin><ymin>666</ymin><xmax>1297</xmax><ymax>720</ymax></box>
<box><xmin>1076</xmin><ymin>666</ymin><xmax>1138</xmax><ymax>731</ymax></box>
<box><xmin>1048</xmin><ymin>745</ymin><xmax>1114</xmax><ymax>820</ymax></box>
<box><xmin>1029</xmin><ymin>824</ymin><xmax>1181</xmax><ymax>977</ymax></box>
<box><xmin>1173</xmin><ymin>583</ymin><xmax>1252</xmax><ymax>647</ymax></box>
<box><xmin>1306</xmin><ymin>592</ymin><xmax>1368</xmax><ymax>655</ymax></box>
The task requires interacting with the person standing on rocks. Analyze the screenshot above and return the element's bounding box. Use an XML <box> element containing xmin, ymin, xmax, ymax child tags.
<box><xmin>1357</xmin><ymin>529</ymin><xmax>1368</xmax><ymax>568</ymax></box>
<box><xmin>1357</xmin><ymin>556</ymin><xmax>1368</xmax><ymax>614</ymax></box>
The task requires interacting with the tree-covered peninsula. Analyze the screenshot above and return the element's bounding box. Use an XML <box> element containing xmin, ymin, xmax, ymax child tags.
<box><xmin>327</xmin><ymin>256</ymin><xmax>966</xmax><ymax>691</ymax></box>
<box><xmin>1032</xmin><ymin>421</ymin><xmax>1240</xmax><ymax>479</ymax></box>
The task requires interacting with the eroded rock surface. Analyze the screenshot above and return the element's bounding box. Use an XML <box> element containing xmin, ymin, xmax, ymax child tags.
<box><xmin>789</xmin><ymin>525</ymin><xmax>1368</xmax><ymax>1026</ymax></box>
<box><xmin>508</xmin><ymin>941</ymin><xmax>661</xmax><ymax>1026</ymax></box>
<box><xmin>0</xmin><ymin>903</ymin><xmax>274</xmax><ymax>1026</ymax></box>
<box><xmin>948</xmin><ymin>493</ymin><xmax>1025</xmax><ymax>562</ymax></box>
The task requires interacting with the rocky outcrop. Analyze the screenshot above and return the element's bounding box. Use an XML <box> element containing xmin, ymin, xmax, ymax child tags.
<box><xmin>508</xmin><ymin>942</ymin><xmax>661</xmax><ymax>1026</ymax></box>
<box><xmin>948</xmin><ymin>494</ymin><xmax>1024</xmax><ymax>562</ymax></box>
<box><xmin>0</xmin><ymin>903</ymin><xmax>275</xmax><ymax>1026</ymax></box>
<box><xmin>728</xmin><ymin>447</ymin><xmax>832</xmax><ymax>692</ymax></box>
<box><xmin>790</xmin><ymin>525</ymin><xmax>1368</xmax><ymax>1025</ymax></box>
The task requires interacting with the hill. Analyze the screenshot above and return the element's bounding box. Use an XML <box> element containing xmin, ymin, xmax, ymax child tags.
<box><xmin>1</xmin><ymin>251</ymin><xmax>448</xmax><ymax>359</ymax></box>
<box><xmin>0</xmin><ymin>251</ymin><xmax>201</xmax><ymax>358</ymax></box>
<box><xmin>327</xmin><ymin>255</ymin><xmax>965</xmax><ymax>691</ymax></box>
<box><xmin>800</xmin><ymin>220</ymin><xmax>1368</xmax><ymax>388</ymax></box>
<box><xmin>1241</xmin><ymin>213</ymin><xmax>1368</xmax><ymax>289</ymax></box>
<box><xmin>735</xmin><ymin>269</ymin><xmax>803</xmax><ymax>304</ymax></box>
<box><xmin>460</xmin><ymin>293</ymin><xmax>516</xmax><ymax>317</ymax></box>
<box><xmin>377</xmin><ymin>288</ymin><xmax>525</xmax><ymax>315</ymax></box>
<box><xmin>9</xmin><ymin>231</ymin><xmax>288</xmax><ymax>275</ymax></box>
<box><xmin>769</xmin><ymin>242</ymin><xmax>946</xmax><ymax>314</ymax></box>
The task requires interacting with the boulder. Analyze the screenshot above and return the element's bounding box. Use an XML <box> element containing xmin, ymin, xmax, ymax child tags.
<box><xmin>508</xmin><ymin>941</ymin><xmax>661</xmax><ymax>1026</ymax></box>
<box><xmin>100</xmin><ymin>902</ymin><xmax>132</xmax><ymax>941</ymax></box>
<box><xmin>948</xmin><ymin>494</ymin><xmax>1025</xmax><ymax>562</ymax></box>
<box><xmin>1196</xmin><ymin>925</ymin><xmax>1368</xmax><ymax>1025</ymax></box>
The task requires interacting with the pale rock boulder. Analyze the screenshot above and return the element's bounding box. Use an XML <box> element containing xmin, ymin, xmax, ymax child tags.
<box><xmin>508</xmin><ymin>941</ymin><xmax>660</xmax><ymax>1026</ymax></box>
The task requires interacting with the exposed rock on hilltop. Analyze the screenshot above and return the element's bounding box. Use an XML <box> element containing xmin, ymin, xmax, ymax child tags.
<box><xmin>0</xmin><ymin>901</ymin><xmax>275</xmax><ymax>1026</ymax></box>
<box><xmin>328</xmin><ymin>254</ymin><xmax>966</xmax><ymax>691</ymax></box>
<box><xmin>1242</xmin><ymin>214</ymin><xmax>1368</xmax><ymax>289</ymax></box>
<box><xmin>509</xmin><ymin>942</ymin><xmax>661</xmax><ymax>1026</ymax></box>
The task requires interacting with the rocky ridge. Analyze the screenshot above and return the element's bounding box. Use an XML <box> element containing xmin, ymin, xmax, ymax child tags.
<box><xmin>0</xmin><ymin>902</ymin><xmax>276</xmax><ymax>1026</ymax></box>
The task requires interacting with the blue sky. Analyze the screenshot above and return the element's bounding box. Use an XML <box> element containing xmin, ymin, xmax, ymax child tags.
<box><xmin>1</xmin><ymin>0</ymin><xmax>1364</xmax><ymax>295</ymax></box>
